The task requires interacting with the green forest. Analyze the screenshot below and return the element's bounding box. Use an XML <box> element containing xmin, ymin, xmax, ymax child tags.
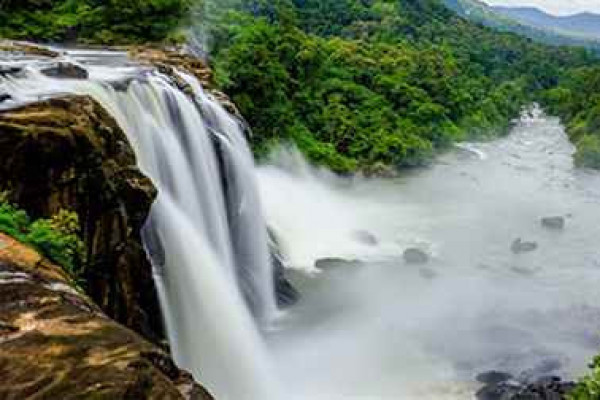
<box><xmin>206</xmin><ymin>0</ymin><xmax>599</xmax><ymax>172</ymax></box>
<box><xmin>2</xmin><ymin>0</ymin><xmax>599</xmax><ymax>172</ymax></box>
<box><xmin>0</xmin><ymin>0</ymin><xmax>191</xmax><ymax>43</ymax></box>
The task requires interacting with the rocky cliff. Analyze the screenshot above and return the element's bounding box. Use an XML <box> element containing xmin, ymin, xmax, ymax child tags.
<box><xmin>0</xmin><ymin>94</ymin><xmax>163</xmax><ymax>342</ymax></box>
<box><xmin>0</xmin><ymin>232</ymin><xmax>213</xmax><ymax>399</ymax></box>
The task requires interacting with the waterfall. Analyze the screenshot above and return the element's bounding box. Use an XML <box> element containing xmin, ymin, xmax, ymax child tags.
<box><xmin>0</xmin><ymin>54</ymin><xmax>279</xmax><ymax>399</ymax></box>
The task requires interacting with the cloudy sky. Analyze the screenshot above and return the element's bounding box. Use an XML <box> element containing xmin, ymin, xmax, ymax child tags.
<box><xmin>482</xmin><ymin>0</ymin><xmax>600</xmax><ymax>15</ymax></box>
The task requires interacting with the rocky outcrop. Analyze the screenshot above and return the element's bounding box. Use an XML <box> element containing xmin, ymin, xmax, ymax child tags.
<box><xmin>41</xmin><ymin>62</ymin><xmax>89</xmax><ymax>79</ymax></box>
<box><xmin>0</xmin><ymin>233</ymin><xmax>213</xmax><ymax>400</ymax></box>
<box><xmin>0</xmin><ymin>40</ymin><xmax>59</xmax><ymax>58</ymax></box>
<box><xmin>130</xmin><ymin>47</ymin><xmax>242</xmax><ymax>117</ymax></box>
<box><xmin>0</xmin><ymin>95</ymin><xmax>163</xmax><ymax>341</ymax></box>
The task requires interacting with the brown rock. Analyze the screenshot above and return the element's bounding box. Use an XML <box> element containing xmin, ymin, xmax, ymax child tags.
<box><xmin>0</xmin><ymin>233</ymin><xmax>213</xmax><ymax>400</ymax></box>
<box><xmin>41</xmin><ymin>62</ymin><xmax>89</xmax><ymax>79</ymax></box>
<box><xmin>129</xmin><ymin>46</ymin><xmax>244</xmax><ymax>119</ymax></box>
<box><xmin>0</xmin><ymin>95</ymin><xmax>162</xmax><ymax>341</ymax></box>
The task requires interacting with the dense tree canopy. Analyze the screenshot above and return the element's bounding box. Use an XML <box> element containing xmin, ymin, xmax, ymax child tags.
<box><xmin>0</xmin><ymin>0</ymin><xmax>191</xmax><ymax>43</ymax></box>
<box><xmin>2</xmin><ymin>0</ymin><xmax>599</xmax><ymax>172</ymax></box>
<box><xmin>542</xmin><ymin>66</ymin><xmax>600</xmax><ymax>169</ymax></box>
<box><xmin>207</xmin><ymin>0</ymin><xmax>595</xmax><ymax>172</ymax></box>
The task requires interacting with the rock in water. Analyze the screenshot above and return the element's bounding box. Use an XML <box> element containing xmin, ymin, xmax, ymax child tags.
<box><xmin>476</xmin><ymin>371</ymin><xmax>514</xmax><ymax>385</ymax></box>
<box><xmin>511</xmin><ymin>238</ymin><xmax>538</xmax><ymax>254</ymax></box>
<box><xmin>352</xmin><ymin>230</ymin><xmax>378</xmax><ymax>246</ymax></box>
<box><xmin>403</xmin><ymin>248</ymin><xmax>430</xmax><ymax>264</ymax></box>
<box><xmin>315</xmin><ymin>257</ymin><xmax>364</xmax><ymax>270</ymax></box>
<box><xmin>475</xmin><ymin>368</ymin><xmax>576</xmax><ymax>400</ymax></box>
<box><xmin>541</xmin><ymin>216</ymin><xmax>565</xmax><ymax>230</ymax></box>
<box><xmin>41</xmin><ymin>62</ymin><xmax>89</xmax><ymax>79</ymax></box>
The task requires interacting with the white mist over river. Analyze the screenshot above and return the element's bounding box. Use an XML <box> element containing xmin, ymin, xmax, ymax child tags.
<box><xmin>258</xmin><ymin>109</ymin><xmax>600</xmax><ymax>399</ymax></box>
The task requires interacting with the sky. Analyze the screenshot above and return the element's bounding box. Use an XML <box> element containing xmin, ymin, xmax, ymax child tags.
<box><xmin>481</xmin><ymin>0</ymin><xmax>600</xmax><ymax>15</ymax></box>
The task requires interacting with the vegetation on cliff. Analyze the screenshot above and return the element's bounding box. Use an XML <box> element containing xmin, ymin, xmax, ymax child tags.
<box><xmin>0</xmin><ymin>201</ymin><xmax>84</xmax><ymax>276</ymax></box>
<box><xmin>0</xmin><ymin>0</ymin><xmax>191</xmax><ymax>44</ymax></box>
<box><xmin>206</xmin><ymin>0</ymin><xmax>596</xmax><ymax>172</ymax></box>
<box><xmin>542</xmin><ymin>66</ymin><xmax>600</xmax><ymax>169</ymax></box>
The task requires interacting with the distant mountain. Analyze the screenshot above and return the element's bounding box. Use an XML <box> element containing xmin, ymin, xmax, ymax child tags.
<box><xmin>492</xmin><ymin>7</ymin><xmax>600</xmax><ymax>40</ymax></box>
<box><xmin>443</xmin><ymin>0</ymin><xmax>600</xmax><ymax>50</ymax></box>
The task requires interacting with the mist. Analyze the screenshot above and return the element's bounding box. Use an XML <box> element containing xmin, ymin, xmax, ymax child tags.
<box><xmin>257</xmin><ymin>109</ymin><xmax>600</xmax><ymax>398</ymax></box>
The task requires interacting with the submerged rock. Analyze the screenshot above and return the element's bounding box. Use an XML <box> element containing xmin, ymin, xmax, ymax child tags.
<box><xmin>541</xmin><ymin>216</ymin><xmax>565</xmax><ymax>230</ymax></box>
<box><xmin>0</xmin><ymin>65</ymin><xmax>22</xmax><ymax>77</ymax></box>
<box><xmin>352</xmin><ymin>230</ymin><xmax>378</xmax><ymax>246</ymax></box>
<box><xmin>511</xmin><ymin>238</ymin><xmax>538</xmax><ymax>254</ymax></box>
<box><xmin>0</xmin><ymin>233</ymin><xmax>213</xmax><ymax>400</ymax></box>
<box><xmin>315</xmin><ymin>257</ymin><xmax>364</xmax><ymax>270</ymax></box>
<box><xmin>41</xmin><ymin>62</ymin><xmax>89</xmax><ymax>79</ymax></box>
<box><xmin>419</xmin><ymin>267</ymin><xmax>437</xmax><ymax>280</ymax></box>
<box><xmin>476</xmin><ymin>371</ymin><xmax>514</xmax><ymax>385</ymax></box>
<box><xmin>403</xmin><ymin>248</ymin><xmax>430</xmax><ymax>264</ymax></box>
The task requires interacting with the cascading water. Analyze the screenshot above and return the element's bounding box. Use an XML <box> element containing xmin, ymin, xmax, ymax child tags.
<box><xmin>0</xmin><ymin>50</ymin><xmax>279</xmax><ymax>400</ymax></box>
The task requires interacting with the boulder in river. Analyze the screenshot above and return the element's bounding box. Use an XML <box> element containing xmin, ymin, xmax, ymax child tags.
<box><xmin>476</xmin><ymin>371</ymin><xmax>514</xmax><ymax>385</ymax></box>
<box><xmin>315</xmin><ymin>257</ymin><xmax>364</xmax><ymax>271</ymax></box>
<box><xmin>352</xmin><ymin>230</ymin><xmax>378</xmax><ymax>246</ymax></box>
<box><xmin>541</xmin><ymin>216</ymin><xmax>565</xmax><ymax>230</ymax></box>
<box><xmin>475</xmin><ymin>369</ymin><xmax>575</xmax><ymax>400</ymax></box>
<box><xmin>0</xmin><ymin>65</ymin><xmax>22</xmax><ymax>77</ymax></box>
<box><xmin>41</xmin><ymin>62</ymin><xmax>89</xmax><ymax>79</ymax></box>
<box><xmin>511</xmin><ymin>238</ymin><xmax>538</xmax><ymax>254</ymax></box>
<box><xmin>403</xmin><ymin>248</ymin><xmax>430</xmax><ymax>264</ymax></box>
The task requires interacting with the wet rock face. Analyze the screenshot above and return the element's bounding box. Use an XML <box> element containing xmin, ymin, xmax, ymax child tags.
<box><xmin>0</xmin><ymin>233</ymin><xmax>212</xmax><ymax>400</ymax></box>
<box><xmin>0</xmin><ymin>95</ymin><xmax>163</xmax><ymax>341</ymax></box>
<box><xmin>268</xmin><ymin>229</ymin><xmax>300</xmax><ymax>307</ymax></box>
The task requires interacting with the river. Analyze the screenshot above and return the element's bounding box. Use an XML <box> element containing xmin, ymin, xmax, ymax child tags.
<box><xmin>258</xmin><ymin>107</ymin><xmax>600</xmax><ymax>399</ymax></box>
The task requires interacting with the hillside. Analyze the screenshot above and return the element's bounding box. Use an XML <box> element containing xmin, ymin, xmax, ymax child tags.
<box><xmin>443</xmin><ymin>0</ymin><xmax>600</xmax><ymax>50</ymax></box>
<box><xmin>493</xmin><ymin>7</ymin><xmax>600</xmax><ymax>40</ymax></box>
<box><xmin>207</xmin><ymin>0</ymin><xmax>594</xmax><ymax>172</ymax></box>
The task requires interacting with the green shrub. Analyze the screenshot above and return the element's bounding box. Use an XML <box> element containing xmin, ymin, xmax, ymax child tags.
<box><xmin>569</xmin><ymin>355</ymin><xmax>600</xmax><ymax>399</ymax></box>
<box><xmin>0</xmin><ymin>0</ymin><xmax>191</xmax><ymax>44</ymax></box>
<box><xmin>574</xmin><ymin>134</ymin><xmax>600</xmax><ymax>169</ymax></box>
<box><xmin>0</xmin><ymin>203</ymin><xmax>85</xmax><ymax>277</ymax></box>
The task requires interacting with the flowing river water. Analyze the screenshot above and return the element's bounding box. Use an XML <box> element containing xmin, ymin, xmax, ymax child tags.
<box><xmin>258</xmin><ymin>108</ymin><xmax>600</xmax><ymax>399</ymax></box>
